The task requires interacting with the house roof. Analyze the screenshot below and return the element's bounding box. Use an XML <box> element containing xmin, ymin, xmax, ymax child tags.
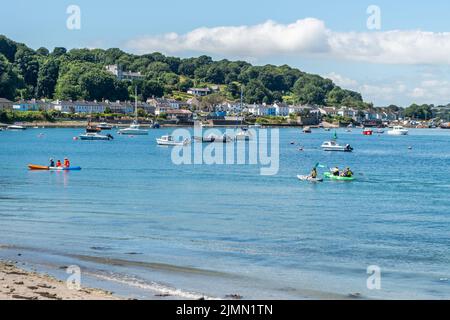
<box><xmin>166</xmin><ymin>109</ymin><xmax>192</xmax><ymax>115</ymax></box>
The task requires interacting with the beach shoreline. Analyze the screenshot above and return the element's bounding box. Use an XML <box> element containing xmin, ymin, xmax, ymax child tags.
<box><xmin>0</xmin><ymin>260</ymin><xmax>120</xmax><ymax>300</ymax></box>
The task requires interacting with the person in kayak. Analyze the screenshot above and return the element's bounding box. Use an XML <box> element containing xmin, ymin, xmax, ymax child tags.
<box><xmin>342</xmin><ymin>167</ymin><xmax>353</xmax><ymax>177</ymax></box>
<box><xmin>331</xmin><ymin>167</ymin><xmax>340</xmax><ymax>176</ymax></box>
<box><xmin>49</xmin><ymin>158</ymin><xmax>55</xmax><ymax>167</ymax></box>
<box><xmin>56</xmin><ymin>160</ymin><xmax>62</xmax><ymax>167</ymax></box>
<box><xmin>310</xmin><ymin>167</ymin><xmax>318</xmax><ymax>179</ymax></box>
<box><xmin>64</xmin><ymin>157</ymin><xmax>70</xmax><ymax>168</ymax></box>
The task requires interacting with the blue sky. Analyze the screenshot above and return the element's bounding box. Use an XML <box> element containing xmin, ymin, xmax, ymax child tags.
<box><xmin>2</xmin><ymin>0</ymin><xmax>450</xmax><ymax>106</ymax></box>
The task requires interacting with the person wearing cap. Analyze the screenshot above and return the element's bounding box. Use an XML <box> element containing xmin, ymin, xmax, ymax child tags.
<box><xmin>49</xmin><ymin>158</ymin><xmax>55</xmax><ymax>167</ymax></box>
<box><xmin>342</xmin><ymin>167</ymin><xmax>353</xmax><ymax>177</ymax></box>
<box><xmin>64</xmin><ymin>157</ymin><xmax>70</xmax><ymax>168</ymax></box>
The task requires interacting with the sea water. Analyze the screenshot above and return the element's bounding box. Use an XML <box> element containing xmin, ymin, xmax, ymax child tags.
<box><xmin>0</xmin><ymin>127</ymin><xmax>449</xmax><ymax>299</ymax></box>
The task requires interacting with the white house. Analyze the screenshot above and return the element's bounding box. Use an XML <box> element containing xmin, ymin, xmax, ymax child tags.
<box><xmin>52</xmin><ymin>100</ymin><xmax>106</xmax><ymax>113</ymax></box>
<box><xmin>247</xmin><ymin>104</ymin><xmax>276</xmax><ymax>116</ymax></box>
<box><xmin>187</xmin><ymin>88</ymin><xmax>211</xmax><ymax>96</ymax></box>
<box><xmin>273</xmin><ymin>102</ymin><xmax>290</xmax><ymax>116</ymax></box>
<box><xmin>105</xmin><ymin>64</ymin><xmax>144</xmax><ymax>81</ymax></box>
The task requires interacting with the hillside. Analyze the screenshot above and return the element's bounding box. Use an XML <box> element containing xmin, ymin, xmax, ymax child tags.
<box><xmin>0</xmin><ymin>35</ymin><xmax>371</xmax><ymax>109</ymax></box>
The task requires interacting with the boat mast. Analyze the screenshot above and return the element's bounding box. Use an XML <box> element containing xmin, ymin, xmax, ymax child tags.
<box><xmin>135</xmin><ymin>86</ymin><xmax>138</xmax><ymax>122</ymax></box>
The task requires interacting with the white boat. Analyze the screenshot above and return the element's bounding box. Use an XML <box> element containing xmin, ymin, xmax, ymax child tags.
<box><xmin>156</xmin><ymin>135</ymin><xmax>190</xmax><ymax>146</ymax></box>
<box><xmin>297</xmin><ymin>175</ymin><xmax>323</xmax><ymax>183</ymax></box>
<box><xmin>235</xmin><ymin>128</ymin><xmax>252</xmax><ymax>141</ymax></box>
<box><xmin>79</xmin><ymin>132</ymin><xmax>114</xmax><ymax>140</ymax></box>
<box><xmin>7</xmin><ymin>124</ymin><xmax>26</xmax><ymax>130</ymax></box>
<box><xmin>118</xmin><ymin>87</ymin><xmax>148</xmax><ymax>135</ymax></box>
<box><xmin>98</xmin><ymin>122</ymin><xmax>113</xmax><ymax>130</ymax></box>
<box><xmin>118</xmin><ymin>121</ymin><xmax>148</xmax><ymax>135</ymax></box>
<box><xmin>387</xmin><ymin>126</ymin><xmax>408</xmax><ymax>135</ymax></box>
<box><xmin>321</xmin><ymin>141</ymin><xmax>353</xmax><ymax>152</ymax></box>
<box><xmin>303</xmin><ymin>126</ymin><xmax>312</xmax><ymax>133</ymax></box>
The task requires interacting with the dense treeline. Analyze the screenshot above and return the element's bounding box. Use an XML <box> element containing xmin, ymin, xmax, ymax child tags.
<box><xmin>1</xmin><ymin>34</ymin><xmax>369</xmax><ymax>107</ymax></box>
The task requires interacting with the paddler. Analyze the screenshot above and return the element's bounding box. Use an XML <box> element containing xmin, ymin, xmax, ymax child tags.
<box><xmin>49</xmin><ymin>158</ymin><xmax>55</xmax><ymax>167</ymax></box>
<box><xmin>342</xmin><ymin>167</ymin><xmax>353</xmax><ymax>177</ymax></box>
<box><xmin>331</xmin><ymin>167</ymin><xmax>340</xmax><ymax>176</ymax></box>
<box><xmin>64</xmin><ymin>157</ymin><xmax>70</xmax><ymax>168</ymax></box>
<box><xmin>56</xmin><ymin>160</ymin><xmax>62</xmax><ymax>167</ymax></box>
<box><xmin>310</xmin><ymin>167</ymin><xmax>318</xmax><ymax>179</ymax></box>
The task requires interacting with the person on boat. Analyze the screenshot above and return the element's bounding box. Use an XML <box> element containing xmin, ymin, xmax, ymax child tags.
<box><xmin>64</xmin><ymin>157</ymin><xmax>70</xmax><ymax>168</ymax></box>
<box><xmin>49</xmin><ymin>158</ymin><xmax>55</xmax><ymax>167</ymax></box>
<box><xmin>56</xmin><ymin>160</ymin><xmax>62</xmax><ymax>167</ymax></box>
<box><xmin>342</xmin><ymin>167</ymin><xmax>353</xmax><ymax>177</ymax></box>
<box><xmin>331</xmin><ymin>167</ymin><xmax>340</xmax><ymax>176</ymax></box>
<box><xmin>310</xmin><ymin>167</ymin><xmax>318</xmax><ymax>179</ymax></box>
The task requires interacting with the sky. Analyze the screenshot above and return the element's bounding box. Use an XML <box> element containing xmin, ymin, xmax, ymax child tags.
<box><xmin>2</xmin><ymin>0</ymin><xmax>450</xmax><ymax>106</ymax></box>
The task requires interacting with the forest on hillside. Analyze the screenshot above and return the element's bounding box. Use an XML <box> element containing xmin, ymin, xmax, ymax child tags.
<box><xmin>1</xmin><ymin>34</ymin><xmax>371</xmax><ymax>108</ymax></box>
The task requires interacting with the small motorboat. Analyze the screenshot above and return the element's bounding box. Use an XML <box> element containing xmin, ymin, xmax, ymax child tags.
<box><xmin>387</xmin><ymin>126</ymin><xmax>408</xmax><ymax>135</ymax></box>
<box><xmin>156</xmin><ymin>135</ymin><xmax>190</xmax><ymax>146</ymax></box>
<box><xmin>28</xmin><ymin>164</ymin><xmax>82</xmax><ymax>171</ymax></box>
<box><xmin>235</xmin><ymin>127</ymin><xmax>252</xmax><ymax>141</ymax></box>
<box><xmin>97</xmin><ymin>122</ymin><xmax>113</xmax><ymax>130</ymax></box>
<box><xmin>297</xmin><ymin>175</ymin><xmax>323</xmax><ymax>183</ymax></box>
<box><xmin>79</xmin><ymin>132</ymin><xmax>114</xmax><ymax>140</ymax></box>
<box><xmin>321</xmin><ymin>141</ymin><xmax>353</xmax><ymax>152</ymax></box>
<box><xmin>376</xmin><ymin>128</ymin><xmax>385</xmax><ymax>134</ymax></box>
<box><xmin>303</xmin><ymin>126</ymin><xmax>312</xmax><ymax>133</ymax></box>
<box><xmin>118</xmin><ymin>121</ymin><xmax>149</xmax><ymax>135</ymax></box>
<box><xmin>7</xmin><ymin>124</ymin><xmax>26</xmax><ymax>130</ymax></box>
<box><xmin>193</xmin><ymin>136</ymin><xmax>216</xmax><ymax>143</ymax></box>
<box><xmin>362</xmin><ymin>129</ymin><xmax>373</xmax><ymax>135</ymax></box>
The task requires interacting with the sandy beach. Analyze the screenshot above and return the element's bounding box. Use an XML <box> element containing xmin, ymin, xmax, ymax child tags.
<box><xmin>0</xmin><ymin>261</ymin><xmax>120</xmax><ymax>300</ymax></box>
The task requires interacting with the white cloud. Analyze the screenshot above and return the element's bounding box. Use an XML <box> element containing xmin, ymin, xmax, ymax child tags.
<box><xmin>324</xmin><ymin>72</ymin><xmax>358</xmax><ymax>88</ymax></box>
<box><xmin>126</xmin><ymin>18</ymin><xmax>450</xmax><ymax>65</ymax></box>
<box><xmin>127</xmin><ymin>19</ymin><xmax>329</xmax><ymax>58</ymax></box>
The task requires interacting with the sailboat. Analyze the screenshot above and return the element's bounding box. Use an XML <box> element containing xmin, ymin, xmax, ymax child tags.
<box><xmin>118</xmin><ymin>87</ymin><xmax>149</xmax><ymax>135</ymax></box>
<box><xmin>235</xmin><ymin>85</ymin><xmax>252</xmax><ymax>141</ymax></box>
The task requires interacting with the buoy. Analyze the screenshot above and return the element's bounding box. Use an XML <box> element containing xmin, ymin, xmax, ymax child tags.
<box><xmin>408</xmin><ymin>146</ymin><xmax>412</xmax><ymax>150</ymax></box>
<box><xmin>73</xmin><ymin>137</ymin><xmax>78</xmax><ymax>140</ymax></box>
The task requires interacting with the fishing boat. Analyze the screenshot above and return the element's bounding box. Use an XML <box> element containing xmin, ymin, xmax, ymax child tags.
<box><xmin>86</xmin><ymin>122</ymin><xmax>101</xmax><ymax>133</ymax></box>
<box><xmin>79</xmin><ymin>132</ymin><xmax>114</xmax><ymax>140</ymax></box>
<box><xmin>156</xmin><ymin>135</ymin><xmax>190</xmax><ymax>146</ymax></box>
<box><xmin>321</xmin><ymin>141</ymin><xmax>353</xmax><ymax>152</ymax></box>
<box><xmin>97</xmin><ymin>122</ymin><xmax>113</xmax><ymax>130</ymax></box>
<box><xmin>118</xmin><ymin>87</ymin><xmax>149</xmax><ymax>135</ymax></box>
<box><xmin>7</xmin><ymin>124</ymin><xmax>26</xmax><ymax>130</ymax></box>
<box><xmin>387</xmin><ymin>126</ymin><xmax>408</xmax><ymax>135</ymax></box>
<box><xmin>303</xmin><ymin>126</ymin><xmax>312</xmax><ymax>133</ymax></box>
<box><xmin>28</xmin><ymin>164</ymin><xmax>82</xmax><ymax>171</ymax></box>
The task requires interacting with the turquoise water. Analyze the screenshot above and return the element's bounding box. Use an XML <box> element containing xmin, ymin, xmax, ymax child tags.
<box><xmin>0</xmin><ymin>127</ymin><xmax>449</xmax><ymax>299</ymax></box>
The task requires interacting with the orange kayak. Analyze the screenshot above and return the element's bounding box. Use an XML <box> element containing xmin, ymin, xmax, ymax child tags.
<box><xmin>28</xmin><ymin>164</ymin><xmax>49</xmax><ymax>170</ymax></box>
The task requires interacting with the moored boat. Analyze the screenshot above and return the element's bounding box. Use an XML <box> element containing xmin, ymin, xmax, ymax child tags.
<box><xmin>79</xmin><ymin>132</ymin><xmax>114</xmax><ymax>140</ymax></box>
<box><xmin>363</xmin><ymin>129</ymin><xmax>373</xmax><ymax>135</ymax></box>
<box><xmin>7</xmin><ymin>124</ymin><xmax>26</xmax><ymax>130</ymax></box>
<box><xmin>303</xmin><ymin>126</ymin><xmax>312</xmax><ymax>133</ymax></box>
<box><xmin>387</xmin><ymin>126</ymin><xmax>408</xmax><ymax>135</ymax></box>
<box><xmin>156</xmin><ymin>135</ymin><xmax>190</xmax><ymax>146</ymax></box>
<box><xmin>98</xmin><ymin>122</ymin><xmax>113</xmax><ymax>130</ymax></box>
<box><xmin>321</xmin><ymin>141</ymin><xmax>353</xmax><ymax>152</ymax></box>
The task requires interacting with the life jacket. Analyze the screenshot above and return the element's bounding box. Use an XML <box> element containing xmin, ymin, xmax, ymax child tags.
<box><xmin>64</xmin><ymin>160</ymin><xmax>70</xmax><ymax>167</ymax></box>
<box><xmin>56</xmin><ymin>161</ymin><xmax>62</xmax><ymax>167</ymax></box>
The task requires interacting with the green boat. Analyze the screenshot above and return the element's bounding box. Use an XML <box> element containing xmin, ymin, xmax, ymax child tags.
<box><xmin>324</xmin><ymin>172</ymin><xmax>355</xmax><ymax>181</ymax></box>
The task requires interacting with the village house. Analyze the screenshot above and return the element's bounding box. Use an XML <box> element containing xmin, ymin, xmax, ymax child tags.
<box><xmin>318</xmin><ymin>107</ymin><xmax>338</xmax><ymax>117</ymax></box>
<box><xmin>13</xmin><ymin>99</ymin><xmax>53</xmax><ymax>111</ymax></box>
<box><xmin>103</xmin><ymin>100</ymin><xmax>134</xmax><ymax>114</ymax></box>
<box><xmin>0</xmin><ymin>98</ymin><xmax>13</xmax><ymax>110</ymax></box>
<box><xmin>165</xmin><ymin>109</ymin><xmax>193</xmax><ymax>122</ymax></box>
<box><xmin>337</xmin><ymin>106</ymin><xmax>358</xmax><ymax>119</ymax></box>
<box><xmin>52</xmin><ymin>100</ymin><xmax>107</xmax><ymax>113</ymax></box>
<box><xmin>247</xmin><ymin>104</ymin><xmax>276</xmax><ymax>116</ymax></box>
<box><xmin>105</xmin><ymin>64</ymin><xmax>144</xmax><ymax>81</ymax></box>
<box><xmin>273</xmin><ymin>102</ymin><xmax>290</xmax><ymax>116</ymax></box>
<box><xmin>187</xmin><ymin>88</ymin><xmax>211</xmax><ymax>96</ymax></box>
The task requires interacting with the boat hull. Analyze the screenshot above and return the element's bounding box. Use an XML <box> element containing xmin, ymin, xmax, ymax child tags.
<box><xmin>324</xmin><ymin>172</ymin><xmax>355</xmax><ymax>181</ymax></box>
<box><xmin>28</xmin><ymin>164</ymin><xmax>82</xmax><ymax>171</ymax></box>
<box><xmin>118</xmin><ymin>130</ymin><xmax>148</xmax><ymax>135</ymax></box>
<box><xmin>297</xmin><ymin>175</ymin><xmax>323</xmax><ymax>182</ymax></box>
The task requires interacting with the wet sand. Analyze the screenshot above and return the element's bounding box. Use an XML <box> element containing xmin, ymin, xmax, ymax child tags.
<box><xmin>0</xmin><ymin>261</ymin><xmax>120</xmax><ymax>300</ymax></box>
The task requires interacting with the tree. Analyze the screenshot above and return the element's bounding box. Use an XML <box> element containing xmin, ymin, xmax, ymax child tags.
<box><xmin>244</xmin><ymin>80</ymin><xmax>273</xmax><ymax>104</ymax></box>
<box><xmin>141</xmin><ymin>80</ymin><xmax>164</xmax><ymax>100</ymax></box>
<box><xmin>36</xmin><ymin>59</ymin><xmax>59</xmax><ymax>98</ymax></box>
<box><xmin>36</xmin><ymin>47</ymin><xmax>49</xmax><ymax>56</ymax></box>
<box><xmin>0</xmin><ymin>54</ymin><xmax>21</xmax><ymax>99</ymax></box>
<box><xmin>14</xmin><ymin>47</ymin><xmax>39</xmax><ymax>89</ymax></box>
<box><xmin>51</xmin><ymin>47</ymin><xmax>67</xmax><ymax>57</ymax></box>
<box><xmin>0</xmin><ymin>36</ymin><xmax>18</xmax><ymax>62</ymax></box>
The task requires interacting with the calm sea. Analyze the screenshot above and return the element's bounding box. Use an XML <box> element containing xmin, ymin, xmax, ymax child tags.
<box><xmin>0</xmin><ymin>127</ymin><xmax>449</xmax><ymax>299</ymax></box>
